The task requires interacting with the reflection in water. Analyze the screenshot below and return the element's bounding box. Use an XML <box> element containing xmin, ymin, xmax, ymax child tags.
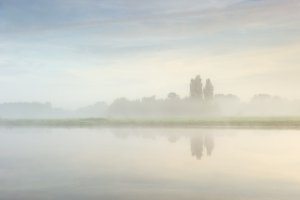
<box><xmin>167</xmin><ymin>135</ymin><xmax>180</xmax><ymax>143</ymax></box>
<box><xmin>190</xmin><ymin>134</ymin><xmax>214</xmax><ymax>160</ymax></box>
<box><xmin>205</xmin><ymin>134</ymin><xmax>214</xmax><ymax>156</ymax></box>
<box><xmin>1</xmin><ymin>128</ymin><xmax>300</xmax><ymax>200</ymax></box>
<box><xmin>113</xmin><ymin>129</ymin><xmax>214</xmax><ymax>160</ymax></box>
<box><xmin>190</xmin><ymin>136</ymin><xmax>204</xmax><ymax>160</ymax></box>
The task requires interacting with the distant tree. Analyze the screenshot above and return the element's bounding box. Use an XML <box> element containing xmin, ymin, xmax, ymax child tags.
<box><xmin>203</xmin><ymin>79</ymin><xmax>214</xmax><ymax>101</ymax></box>
<box><xmin>109</xmin><ymin>98</ymin><xmax>132</xmax><ymax>115</ymax></box>
<box><xmin>251</xmin><ymin>94</ymin><xmax>283</xmax><ymax>106</ymax></box>
<box><xmin>251</xmin><ymin>94</ymin><xmax>280</xmax><ymax>103</ymax></box>
<box><xmin>167</xmin><ymin>92</ymin><xmax>180</xmax><ymax>100</ymax></box>
<box><xmin>142</xmin><ymin>96</ymin><xmax>156</xmax><ymax>103</ymax></box>
<box><xmin>190</xmin><ymin>75</ymin><xmax>203</xmax><ymax>100</ymax></box>
<box><xmin>214</xmin><ymin>94</ymin><xmax>240</xmax><ymax>104</ymax></box>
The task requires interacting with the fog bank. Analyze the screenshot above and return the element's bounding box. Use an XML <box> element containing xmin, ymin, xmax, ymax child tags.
<box><xmin>0</xmin><ymin>76</ymin><xmax>299</xmax><ymax>119</ymax></box>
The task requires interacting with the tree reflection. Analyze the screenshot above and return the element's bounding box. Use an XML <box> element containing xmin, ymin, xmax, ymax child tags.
<box><xmin>190</xmin><ymin>136</ymin><xmax>204</xmax><ymax>160</ymax></box>
<box><xmin>205</xmin><ymin>134</ymin><xmax>214</xmax><ymax>156</ymax></box>
<box><xmin>190</xmin><ymin>134</ymin><xmax>214</xmax><ymax>160</ymax></box>
<box><xmin>112</xmin><ymin>129</ymin><xmax>214</xmax><ymax>160</ymax></box>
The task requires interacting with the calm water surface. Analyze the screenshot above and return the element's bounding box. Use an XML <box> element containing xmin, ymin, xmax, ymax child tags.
<box><xmin>0</xmin><ymin>128</ymin><xmax>300</xmax><ymax>200</ymax></box>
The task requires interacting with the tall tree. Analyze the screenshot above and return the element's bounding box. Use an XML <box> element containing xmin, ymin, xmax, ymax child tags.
<box><xmin>204</xmin><ymin>79</ymin><xmax>214</xmax><ymax>101</ymax></box>
<box><xmin>190</xmin><ymin>75</ymin><xmax>203</xmax><ymax>100</ymax></box>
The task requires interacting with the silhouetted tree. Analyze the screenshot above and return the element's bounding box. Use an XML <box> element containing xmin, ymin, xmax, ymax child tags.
<box><xmin>190</xmin><ymin>75</ymin><xmax>203</xmax><ymax>100</ymax></box>
<box><xmin>142</xmin><ymin>96</ymin><xmax>156</xmax><ymax>103</ymax></box>
<box><xmin>167</xmin><ymin>92</ymin><xmax>180</xmax><ymax>100</ymax></box>
<box><xmin>204</xmin><ymin>79</ymin><xmax>214</xmax><ymax>101</ymax></box>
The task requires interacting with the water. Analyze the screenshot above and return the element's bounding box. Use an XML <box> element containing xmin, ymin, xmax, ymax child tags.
<box><xmin>0</xmin><ymin>128</ymin><xmax>299</xmax><ymax>200</ymax></box>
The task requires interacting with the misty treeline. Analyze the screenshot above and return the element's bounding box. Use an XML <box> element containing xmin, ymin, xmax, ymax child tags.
<box><xmin>109</xmin><ymin>75</ymin><xmax>215</xmax><ymax>117</ymax></box>
<box><xmin>0</xmin><ymin>75</ymin><xmax>300</xmax><ymax>119</ymax></box>
<box><xmin>107</xmin><ymin>75</ymin><xmax>300</xmax><ymax>117</ymax></box>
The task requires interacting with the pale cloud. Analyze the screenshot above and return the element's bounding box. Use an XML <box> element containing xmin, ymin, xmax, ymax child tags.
<box><xmin>0</xmin><ymin>0</ymin><xmax>299</xmax><ymax>108</ymax></box>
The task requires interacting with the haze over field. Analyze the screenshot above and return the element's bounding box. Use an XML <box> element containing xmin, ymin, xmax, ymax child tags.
<box><xmin>0</xmin><ymin>75</ymin><xmax>299</xmax><ymax>119</ymax></box>
<box><xmin>1</xmin><ymin>0</ymin><xmax>300</xmax><ymax>109</ymax></box>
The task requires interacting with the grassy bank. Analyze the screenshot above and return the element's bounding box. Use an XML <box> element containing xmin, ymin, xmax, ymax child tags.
<box><xmin>1</xmin><ymin>117</ymin><xmax>300</xmax><ymax>129</ymax></box>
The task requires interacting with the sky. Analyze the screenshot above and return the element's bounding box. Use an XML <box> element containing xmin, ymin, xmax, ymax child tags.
<box><xmin>0</xmin><ymin>0</ymin><xmax>299</xmax><ymax>109</ymax></box>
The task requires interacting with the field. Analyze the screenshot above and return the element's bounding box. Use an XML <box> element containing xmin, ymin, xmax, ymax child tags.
<box><xmin>1</xmin><ymin>117</ymin><xmax>300</xmax><ymax>129</ymax></box>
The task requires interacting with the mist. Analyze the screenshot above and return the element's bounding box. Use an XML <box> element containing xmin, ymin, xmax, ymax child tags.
<box><xmin>0</xmin><ymin>75</ymin><xmax>299</xmax><ymax>119</ymax></box>
<box><xmin>1</xmin><ymin>1</ymin><xmax>300</xmax><ymax>199</ymax></box>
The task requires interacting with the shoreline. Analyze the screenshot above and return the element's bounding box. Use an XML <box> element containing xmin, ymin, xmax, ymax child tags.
<box><xmin>0</xmin><ymin>117</ymin><xmax>300</xmax><ymax>129</ymax></box>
